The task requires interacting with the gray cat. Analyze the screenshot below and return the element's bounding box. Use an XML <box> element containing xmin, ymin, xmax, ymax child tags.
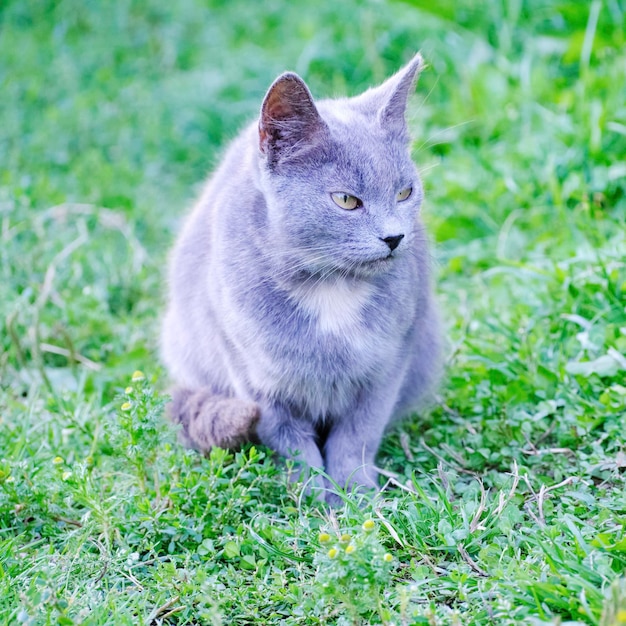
<box><xmin>161</xmin><ymin>54</ymin><xmax>442</xmax><ymax>498</ymax></box>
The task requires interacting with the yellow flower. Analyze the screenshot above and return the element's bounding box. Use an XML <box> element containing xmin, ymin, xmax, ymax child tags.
<box><xmin>383</xmin><ymin>553</ymin><xmax>393</xmax><ymax>562</ymax></box>
<box><xmin>5</xmin><ymin>476</ymin><xmax>15</xmax><ymax>483</ymax></box>
<box><xmin>327</xmin><ymin>548</ymin><xmax>338</xmax><ymax>559</ymax></box>
<box><xmin>340</xmin><ymin>533</ymin><xmax>351</xmax><ymax>543</ymax></box>
<box><xmin>318</xmin><ymin>533</ymin><xmax>331</xmax><ymax>544</ymax></box>
<box><xmin>362</xmin><ymin>519</ymin><xmax>375</xmax><ymax>532</ymax></box>
<box><xmin>345</xmin><ymin>544</ymin><xmax>356</xmax><ymax>554</ymax></box>
<box><xmin>124</xmin><ymin>386</ymin><xmax>133</xmax><ymax>394</ymax></box>
<box><xmin>121</xmin><ymin>402</ymin><xmax>132</xmax><ymax>411</ymax></box>
<box><xmin>131</xmin><ymin>370</ymin><xmax>145</xmax><ymax>381</ymax></box>
<box><xmin>62</xmin><ymin>471</ymin><xmax>72</xmax><ymax>481</ymax></box>
<box><xmin>53</xmin><ymin>456</ymin><xmax>64</xmax><ymax>465</ymax></box>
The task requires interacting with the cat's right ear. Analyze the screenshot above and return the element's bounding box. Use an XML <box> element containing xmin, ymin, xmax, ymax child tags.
<box><xmin>259</xmin><ymin>73</ymin><xmax>327</xmax><ymax>168</ymax></box>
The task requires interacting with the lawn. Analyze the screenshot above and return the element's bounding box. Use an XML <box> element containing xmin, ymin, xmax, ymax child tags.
<box><xmin>1</xmin><ymin>0</ymin><xmax>625</xmax><ymax>624</ymax></box>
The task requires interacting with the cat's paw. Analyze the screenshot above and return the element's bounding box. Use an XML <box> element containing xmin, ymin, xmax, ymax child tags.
<box><xmin>323</xmin><ymin>467</ymin><xmax>381</xmax><ymax>506</ymax></box>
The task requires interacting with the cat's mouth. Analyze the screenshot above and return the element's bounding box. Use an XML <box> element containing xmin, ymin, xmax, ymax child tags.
<box><xmin>347</xmin><ymin>253</ymin><xmax>395</xmax><ymax>277</ymax></box>
<box><xmin>290</xmin><ymin>252</ymin><xmax>397</xmax><ymax>282</ymax></box>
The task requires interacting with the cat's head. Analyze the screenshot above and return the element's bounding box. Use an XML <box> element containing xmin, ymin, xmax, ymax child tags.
<box><xmin>257</xmin><ymin>54</ymin><xmax>425</xmax><ymax>279</ymax></box>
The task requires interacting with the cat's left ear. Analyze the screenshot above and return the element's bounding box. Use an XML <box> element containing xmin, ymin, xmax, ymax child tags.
<box><xmin>366</xmin><ymin>53</ymin><xmax>424</xmax><ymax>133</ymax></box>
<box><xmin>259</xmin><ymin>72</ymin><xmax>328</xmax><ymax>168</ymax></box>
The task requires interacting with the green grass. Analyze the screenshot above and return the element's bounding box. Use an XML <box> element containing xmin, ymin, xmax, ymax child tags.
<box><xmin>1</xmin><ymin>0</ymin><xmax>625</xmax><ymax>623</ymax></box>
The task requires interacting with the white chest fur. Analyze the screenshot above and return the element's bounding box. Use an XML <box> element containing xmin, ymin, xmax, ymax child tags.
<box><xmin>290</xmin><ymin>278</ymin><xmax>374</xmax><ymax>334</ymax></box>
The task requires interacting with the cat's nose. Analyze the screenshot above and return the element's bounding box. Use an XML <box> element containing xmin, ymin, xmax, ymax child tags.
<box><xmin>381</xmin><ymin>234</ymin><xmax>404</xmax><ymax>252</ymax></box>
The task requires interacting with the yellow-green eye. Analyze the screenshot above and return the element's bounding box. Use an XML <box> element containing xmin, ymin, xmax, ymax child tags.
<box><xmin>396</xmin><ymin>187</ymin><xmax>412</xmax><ymax>202</ymax></box>
<box><xmin>331</xmin><ymin>192</ymin><xmax>361</xmax><ymax>210</ymax></box>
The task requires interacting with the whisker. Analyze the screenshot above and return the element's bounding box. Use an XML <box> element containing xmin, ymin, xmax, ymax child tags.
<box><xmin>413</xmin><ymin>73</ymin><xmax>440</xmax><ymax>117</ymax></box>
<box><xmin>413</xmin><ymin>119</ymin><xmax>474</xmax><ymax>155</ymax></box>
<box><xmin>417</xmin><ymin>161</ymin><xmax>441</xmax><ymax>176</ymax></box>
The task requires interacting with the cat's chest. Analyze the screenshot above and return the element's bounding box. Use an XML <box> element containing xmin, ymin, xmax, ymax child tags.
<box><xmin>289</xmin><ymin>279</ymin><xmax>375</xmax><ymax>335</ymax></box>
<box><xmin>228</xmin><ymin>274</ymin><xmax>409</xmax><ymax>417</ymax></box>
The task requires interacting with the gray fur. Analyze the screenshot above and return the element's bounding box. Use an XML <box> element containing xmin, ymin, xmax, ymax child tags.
<box><xmin>169</xmin><ymin>388</ymin><xmax>260</xmax><ymax>451</ymax></box>
<box><xmin>161</xmin><ymin>54</ymin><xmax>442</xmax><ymax>497</ymax></box>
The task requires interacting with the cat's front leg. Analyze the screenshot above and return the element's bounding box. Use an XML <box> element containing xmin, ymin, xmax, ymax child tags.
<box><xmin>323</xmin><ymin>377</ymin><xmax>404</xmax><ymax>499</ymax></box>
<box><xmin>255</xmin><ymin>401</ymin><xmax>324</xmax><ymax>485</ymax></box>
<box><xmin>322</xmin><ymin>416</ymin><xmax>384</xmax><ymax>498</ymax></box>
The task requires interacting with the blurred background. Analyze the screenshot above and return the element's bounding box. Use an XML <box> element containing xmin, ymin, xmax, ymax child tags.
<box><xmin>0</xmin><ymin>0</ymin><xmax>624</xmax><ymax>408</ymax></box>
<box><xmin>1</xmin><ymin>2</ymin><xmax>626</xmax><ymax>623</ymax></box>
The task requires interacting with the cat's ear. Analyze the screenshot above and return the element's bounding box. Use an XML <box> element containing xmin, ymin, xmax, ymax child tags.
<box><xmin>259</xmin><ymin>72</ymin><xmax>327</xmax><ymax>167</ymax></box>
<box><xmin>358</xmin><ymin>53</ymin><xmax>424</xmax><ymax>134</ymax></box>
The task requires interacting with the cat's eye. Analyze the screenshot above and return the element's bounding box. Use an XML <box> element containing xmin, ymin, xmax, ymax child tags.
<box><xmin>396</xmin><ymin>187</ymin><xmax>413</xmax><ymax>202</ymax></box>
<box><xmin>331</xmin><ymin>192</ymin><xmax>362</xmax><ymax>210</ymax></box>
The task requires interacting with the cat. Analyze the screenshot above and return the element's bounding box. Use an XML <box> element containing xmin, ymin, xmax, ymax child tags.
<box><xmin>161</xmin><ymin>53</ymin><xmax>442</xmax><ymax>499</ymax></box>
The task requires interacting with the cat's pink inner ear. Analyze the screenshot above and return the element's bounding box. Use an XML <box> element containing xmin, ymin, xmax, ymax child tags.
<box><xmin>378</xmin><ymin>53</ymin><xmax>424</xmax><ymax>129</ymax></box>
<box><xmin>259</xmin><ymin>72</ymin><xmax>323</xmax><ymax>154</ymax></box>
<box><xmin>263</xmin><ymin>76</ymin><xmax>308</xmax><ymax>120</ymax></box>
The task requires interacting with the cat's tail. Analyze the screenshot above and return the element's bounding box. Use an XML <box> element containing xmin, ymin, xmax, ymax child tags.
<box><xmin>168</xmin><ymin>387</ymin><xmax>260</xmax><ymax>451</ymax></box>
